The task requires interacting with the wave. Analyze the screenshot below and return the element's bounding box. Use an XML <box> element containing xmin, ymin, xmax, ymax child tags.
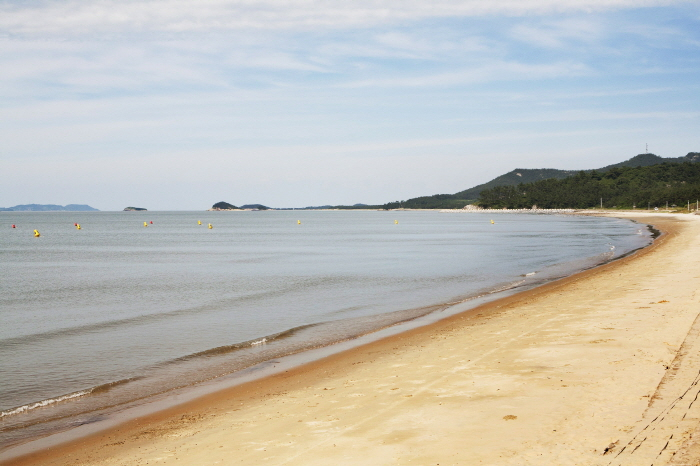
<box><xmin>172</xmin><ymin>324</ymin><xmax>318</xmax><ymax>362</ymax></box>
<box><xmin>0</xmin><ymin>307</ymin><xmax>216</xmax><ymax>350</ymax></box>
<box><xmin>0</xmin><ymin>278</ymin><xmax>347</xmax><ymax>351</ymax></box>
<box><xmin>488</xmin><ymin>279</ymin><xmax>526</xmax><ymax>294</ymax></box>
<box><xmin>0</xmin><ymin>378</ymin><xmax>138</xmax><ymax>419</ymax></box>
<box><xmin>0</xmin><ymin>324</ymin><xmax>322</xmax><ymax>421</ymax></box>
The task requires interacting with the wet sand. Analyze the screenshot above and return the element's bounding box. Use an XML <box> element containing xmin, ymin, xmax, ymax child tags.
<box><xmin>4</xmin><ymin>213</ymin><xmax>700</xmax><ymax>466</ymax></box>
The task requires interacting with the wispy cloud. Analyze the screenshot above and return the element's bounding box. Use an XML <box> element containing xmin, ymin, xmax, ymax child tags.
<box><xmin>510</xmin><ymin>18</ymin><xmax>605</xmax><ymax>48</ymax></box>
<box><xmin>0</xmin><ymin>0</ymin><xmax>687</xmax><ymax>36</ymax></box>
<box><xmin>342</xmin><ymin>60</ymin><xmax>591</xmax><ymax>87</ymax></box>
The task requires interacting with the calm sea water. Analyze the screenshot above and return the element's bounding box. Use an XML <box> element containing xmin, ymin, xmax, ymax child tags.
<box><xmin>0</xmin><ymin>210</ymin><xmax>651</xmax><ymax>448</ymax></box>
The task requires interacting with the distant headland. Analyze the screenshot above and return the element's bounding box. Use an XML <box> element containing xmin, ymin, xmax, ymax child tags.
<box><xmin>0</xmin><ymin>204</ymin><xmax>98</xmax><ymax>212</ymax></box>
<box><xmin>123</xmin><ymin>207</ymin><xmax>147</xmax><ymax>211</ymax></box>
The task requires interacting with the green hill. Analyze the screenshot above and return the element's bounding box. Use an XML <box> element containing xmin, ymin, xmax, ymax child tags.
<box><xmin>382</xmin><ymin>152</ymin><xmax>700</xmax><ymax>209</ymax></box>
<box><xmin>453</xmin><ymin>168</ymin><xmax>579</xmax><ymax>201</ymax></box>
<box><xmin>211</xmin><ymin>201</ymin><xmax>238</xmax><ymax>210</ymax></box>
<box><xmin>477</xmin><ymin>161</ymin><xmax>700</xmax><ymax>209</ymax></box>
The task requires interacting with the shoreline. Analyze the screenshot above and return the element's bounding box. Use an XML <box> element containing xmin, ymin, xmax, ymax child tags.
<box><xmin>4</xmin><ymin>213</ymin><xmax>700</xmax><ymax>465</ymax></box>
<box><xmin>0</xmin><ymin>213</ymin><xmax>647</xmax><ymax>454</ymax></box>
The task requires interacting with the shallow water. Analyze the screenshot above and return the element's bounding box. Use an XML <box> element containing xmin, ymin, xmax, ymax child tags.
<box><xmin>0</xmin><ymin>210</ymin><xmax>651</xmax><ymax>447</ymax></box>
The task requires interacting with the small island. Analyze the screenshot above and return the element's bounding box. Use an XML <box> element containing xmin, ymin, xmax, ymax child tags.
<box><xmin>209</xmin><ymin>201</ymin><xmax>238</xmax><ymax>211</ymax></box>
<box><xmin>208</xmin><ymin>202</ymin><xmax>271</xmax><ymax>211</ymax></box>
<box><xmin>123</xmin><ymin>207</ymin><xmax>147</xmax><ymax>211</ymax></box>
<box><xmin>240</xmin><ymin>204</ymin><xmax>269</xmax><ymax>210</ymax></box>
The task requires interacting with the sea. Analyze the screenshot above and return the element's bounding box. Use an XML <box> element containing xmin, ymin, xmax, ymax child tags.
<box><xmin>0</xmin><ymin>210</ymin><xmax>652</xmax><ymax>452</ymax></box>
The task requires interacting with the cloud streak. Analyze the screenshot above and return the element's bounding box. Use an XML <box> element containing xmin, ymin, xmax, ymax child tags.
<box><xmin>342</xmin><ymin>60</ymin><xmax>592</xmax><ymax>88</ymax></box>
<box><xmin>0</xmin><ymin>0</ymin><xmax>687</xmax><ymax>36</ymax></box>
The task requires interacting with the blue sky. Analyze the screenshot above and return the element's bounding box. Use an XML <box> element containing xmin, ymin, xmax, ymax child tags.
<box><xmin>1</xmin><ymin>0</ymin><xmax>699</xmax><ymax>210</ymax></box>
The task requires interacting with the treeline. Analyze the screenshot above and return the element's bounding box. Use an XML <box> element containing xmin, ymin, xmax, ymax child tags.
<box><xmin>382</xmin><ymin>195</ymin><xmax>471</xmax><ymax>210</ymax></box>
<box><xmin>477</xmin><ymin>162</ymin><xmax>700</xmax><ymax>209</ymax></box>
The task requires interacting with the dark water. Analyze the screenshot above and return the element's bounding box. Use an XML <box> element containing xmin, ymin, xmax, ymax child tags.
<box><xmin>0</xmin><ymin>210</ymin><xmax>651</xmax><ymax>449</ymax></box>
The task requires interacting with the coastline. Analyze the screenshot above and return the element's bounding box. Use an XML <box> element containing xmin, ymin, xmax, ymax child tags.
<box><xmin>4</xmin><ymin>213</ymin><xmax>700</xmax><ymax>465</ymax></box>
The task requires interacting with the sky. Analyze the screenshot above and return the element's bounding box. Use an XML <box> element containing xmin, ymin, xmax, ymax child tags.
<box><xmin>1</xmin><ymin>0</ymin><xmax>699</xmax><ymax>210</ymax></box>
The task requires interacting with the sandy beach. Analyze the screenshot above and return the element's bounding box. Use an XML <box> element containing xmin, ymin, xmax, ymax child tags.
<box><xmin>4</xmin><ymin>213</ymin><xmax>700</xmax><ymax>466</ymax></box>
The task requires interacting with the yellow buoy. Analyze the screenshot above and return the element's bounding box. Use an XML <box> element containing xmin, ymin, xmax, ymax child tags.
<box><xmin>395</xmin><ymin>220</ymin><xmax>398</xmax><ymax>224</ymax></box>
<box><xmin>490</xmin><ymin>219</ymin><xmax>495</xmax><ymax>224</ymax></box>
<box><xmin>198</xmin><ymin>220</ymin><xmax>202</xmax><ymax>225</ymax></box>
<box><xmin>76</xmin><ymin>224</ymin><xmax>81</xmax><ymax>230</ymax></box>
<box><xmin>208</xmin><ymin>223</ymin><xmax>213</xmax><ymax>229</ymax></box>
<box><xmin>144</xmin><ymin>221</ymin><xmax>148</xmax><ymax>227</ymax></box>
<box><xmin>34</xmin><ymin>229</ymin><xmax>40</xmax><ymax>237</ymax></box>
<box><xmin>297</xmin><ymin>220</ymin><xmax>301</xmax><ymax>225</ymax></box>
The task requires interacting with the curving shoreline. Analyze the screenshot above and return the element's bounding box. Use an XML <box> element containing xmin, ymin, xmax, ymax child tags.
<box><xmin>4</xmin><ymin>213</ymin><xmax>700</xmax><ymax>466</ymax></box>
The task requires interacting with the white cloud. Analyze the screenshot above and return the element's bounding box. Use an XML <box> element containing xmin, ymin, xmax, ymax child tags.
<box><xmin>0</xmin><ymin>0</ymin><xmax>686</xmax><ymax>36</ymax></box>
<box><xmin>314</xmin><ymin>32</ymin><xmax>499</xmax><ymax>67</ymax></box>
<box><xmin>0</xmin><ymin>40</ymin><xmax>226</xmax><ymax>94</ymax></box>
<box><xmin>618</xmin><ymin>21</ymin><xmax>700</xmax><ymax>50</ymax></box>
<box><xmin>343</xmin><ymin>60</ymin><xmax>591</xmax><ymax>87</ymax></box>
<box><xmin>498</xmin><ymin>109</ymin><xmax>700</xmax><ymax>125</ymax></box>
<box><xmin>371</xmin><ymin>32</ymin><xmax>492</xmax><ymax>58</ymax></box>
<box><xmin>510</xmin><ymin>18</ymin><xmax>605</xmax><ymax>48</ymax></box>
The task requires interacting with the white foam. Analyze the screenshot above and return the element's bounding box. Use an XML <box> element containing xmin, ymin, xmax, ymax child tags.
<box><xmin>489</xmin><ymin>280</ymin><xmax>525</xmax><ymax>294</ymax></box>
<box><xmin>0</xmin><ymin>389</ymin><xmax>93</xmax><ymax>418</ymax></box>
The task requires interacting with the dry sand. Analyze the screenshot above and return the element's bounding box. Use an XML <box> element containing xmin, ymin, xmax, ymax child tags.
<box><xmin>5</xmin><ymin>213</ymin><xmax>700</xmax><ymax>466</ymax></box>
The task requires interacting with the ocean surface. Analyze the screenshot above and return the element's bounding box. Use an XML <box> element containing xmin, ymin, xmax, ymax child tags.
<box><xmin>0</xmin><ymin>210</ymin><xmax>652</xmax><ymax>449</ymax></box>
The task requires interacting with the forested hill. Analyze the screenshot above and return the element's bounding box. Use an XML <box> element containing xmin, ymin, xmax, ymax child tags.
<box><xmin>477</xmin><ymin>162</ymin><xmax>700</xmax><ymax>209</ymax></box>
<box><xmin>381</xmin><ymin>152</ymin><xmax>700</xmax><ymax>209</ymax></box>
<box><xmin>453</xmin><ymin>168</ymin><xmax>579</xmax><ymax>201</ymax></box>
<box><xmin>599</xmin><ymin>152</ymin><xmax>700</xmax><ymax>171</ymax></box>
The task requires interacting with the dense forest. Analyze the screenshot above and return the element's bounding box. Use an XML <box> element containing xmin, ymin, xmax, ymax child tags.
<box><xmin>477</xmin><ymin>162</ymin><xmax>700</xmax><ymax>209</ymax></box>
<box><xmin>381</xmin><ymin>195</ymin><xmax>472</xmax><ymax>210</ymax></box>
